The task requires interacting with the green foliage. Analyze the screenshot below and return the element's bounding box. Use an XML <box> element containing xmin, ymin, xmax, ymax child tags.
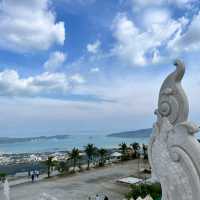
<box><xmin>69</xmin><ymin>148</ymin><xmax>80</xmax><ymax>171</ymax></box>
<box><xmin>142</xmin><ymin>144</ymin><xmax>148</xmax><ymax>160</ymax></box>
<box><xmin>125</xmin><ymin>183</ymin><xmax>162</xmax><ymax>200</ymax></box>
<box><xmin>57</xmin><ymin>161</ymin><xmax>69</xmax><ymax>173</ymax></box>
<box><xmin>0</xmin><ymin>172</ymin><xmax>7</xmax><ymax>182</ymax></box>
<box><xmin>84</xmin><ymin>144</ymin><xmax>97</xmax><ymax>169</ymax></box>
<box><xmin>98</xmin><ymin>148</ymin><xmax>107</xmax><ymax>166</ymax></box>
<box><xmin>44</xmin><ymin>156</ymin><xmax>55</xmax><ymax>178</ymax></box>
<box><xmin>119</xmin><ymin>142</ymin><xmax>129</xmax><ymax>161</ymax></box>
<box><xmin>131</xmin><ymin>142</ymin><xmax>140</xmax><ymax>158</ymax></box>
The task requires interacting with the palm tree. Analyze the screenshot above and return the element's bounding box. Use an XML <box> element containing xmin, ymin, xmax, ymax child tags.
<box><xmin>119</xmin><ymin>142</ymin><xmax>128</xmax><ymax>161</ymax></box>
<box><xmin>142</xmin><ymin>144</ymin><xmax>148</xmax><ymax>165</ymax></box>
<box><xmin>84</xmin><ymin>144</ymin><xmax>96</xmax><ymax>169</ymax></box>
<box><xmin>0</xmin><ymin>172</ymin><xmax>6</xmax><ymax>182</ymax></box>
<box><xmin>98</xmin><ymin>148</ymin><xmax>107</xmax><ymax>167</ymax></box>
<box><xmin>130</xmin><ymin>143</ymin><xmax>141</xmax><ymax>176</ymax></box>
<box><xmin>131</xmin><ymin>142</ymin><xmax>140</xmax><ymax>158</ymax></box>
<box><xmin>142</xmin><ymin>144</ymin><xmax>148</xmax><ymax>159</ymax></box>
<box><xmin>57</xmin><ymin>160</ymin><xmax>70</xmax><ymax>173</ymax></box>
<box><xmin>93</xmin><ymin>147</ymin><xmax>99</xmax><ymax>166</ymax></box>
<box><xmin>69</xmin><ymin>148</ymin><xmax>80</xmax><ymax>172</ymax></box>
<box><xmin>45</xmin><ymin>156</ymin><xmax>54</xmax><ymax>178</ymax></box>
<box><xmin>142</xmin><ymin>144</ymin><xmax>149</xmax><ymax>171</ymax></box>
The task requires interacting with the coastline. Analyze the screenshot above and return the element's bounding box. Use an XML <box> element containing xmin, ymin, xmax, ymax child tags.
<box><xmin>0</xmin><ymin>147</ymin><xmax>119</xmax><ymax>175</ymax></box>
<box><xmin>0</xmin><ymin>134</ymin><xmax>149</xmax><ymax>154</ymax></box>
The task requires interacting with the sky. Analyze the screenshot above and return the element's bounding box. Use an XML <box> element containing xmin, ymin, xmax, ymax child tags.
<box><xmin>0</xmin><ymin>0</ymin><xmax>200</xmax><ymax>137</ymax></box>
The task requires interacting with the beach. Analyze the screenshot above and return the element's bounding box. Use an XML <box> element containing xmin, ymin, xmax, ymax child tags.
<box><xmin>0</xmin><ymin>159</ymin><xmax>150</xmax><ymax>200</ymax></box>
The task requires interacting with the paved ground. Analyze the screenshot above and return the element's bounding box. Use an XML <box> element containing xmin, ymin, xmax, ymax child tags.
<box><xmin>0</xmin><ymin>160</ymin><xmax>146</xmax><ymax>200</ymax></box>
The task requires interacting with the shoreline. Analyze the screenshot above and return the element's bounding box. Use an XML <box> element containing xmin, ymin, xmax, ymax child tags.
<box><xmin>0</xmin><ymin>134</ymin><xmax>149</xmax><ymax>154</ymax></box>
<box><xmin>0</xmin><ymin>147</ymin><xmax>122</xmax><ymax>175</ymax></box>
<box><xmin>0</xmin><ymin>142</ymin><xmax>149</xmax><ymax>183</ymax></box>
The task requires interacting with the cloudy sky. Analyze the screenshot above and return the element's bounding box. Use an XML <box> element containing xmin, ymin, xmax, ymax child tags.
<box><xmin>0</xmin><ymin>0</ymin><xmax>200</xmax><ymax>137</ymax></box>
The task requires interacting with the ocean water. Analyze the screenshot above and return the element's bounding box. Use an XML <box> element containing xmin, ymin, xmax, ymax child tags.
<box><xmin>0</xmin><ymin>135</ymin><xmax>149</xmax><ymax>154</ymax></box>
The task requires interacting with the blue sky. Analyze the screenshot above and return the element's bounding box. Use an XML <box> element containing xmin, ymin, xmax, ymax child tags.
<box><xmin>0</xmin><ymin>0</ymin><xmax>200</xmax><ymax>137</ymax></box>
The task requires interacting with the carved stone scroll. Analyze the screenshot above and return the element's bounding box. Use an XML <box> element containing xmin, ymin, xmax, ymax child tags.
<box><xmin>148</xmin><ymin>60</ymin><xmax>200</xmax><ymax>200</ymax></box>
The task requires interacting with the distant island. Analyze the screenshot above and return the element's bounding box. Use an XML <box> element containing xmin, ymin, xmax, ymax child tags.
<box><xmin>107</xmin><ymin>128</ymin><xmax>152</xmax><ymax>138</ymax></box>
<box><xmin>0</xmin><ymin>135</ymin><xmax>69</xmax><ymax>144</ymax></box>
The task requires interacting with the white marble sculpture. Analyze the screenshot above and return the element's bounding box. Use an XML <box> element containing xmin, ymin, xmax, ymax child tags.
<box><xmin>148</xmin><ymin>59</ymin><xmax>200</xmax><ymax>200</ymax></box>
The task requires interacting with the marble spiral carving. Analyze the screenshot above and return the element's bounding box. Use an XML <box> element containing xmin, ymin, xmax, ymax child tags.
<box><xmin>148</xmin><ymin>60</ymin><xmax>200</xmax><ymax>200</ymax></box>
<box><xmin>157</xmin><ymin>59</ymin><xmax>189</xmax><ymax>126</ymax></box>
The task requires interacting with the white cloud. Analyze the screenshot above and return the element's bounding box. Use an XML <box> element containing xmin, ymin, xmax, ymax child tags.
<box><xmin>112</xmin><ymin>13</ymin><xmax>185</xmax><ymax>66</ymax></box>
<box><xmin>0</xmin><ymin>0</ymin><xmax>65</xmax><ymax>52</ymax></box>
<box><xmin>132</xmin><ymin>0</ymin><xmax>164</xmax><ymax>10</ymax></box>
<box><xmin>0</xmin><ymin>70</ymin><xmax>85</xmax><ymax>97</ymax></box>
<box><xmin>152</xmin><ymin>49</ymin><xmax>162</xmax><ymax>64</ymax></box>
<box><xmin>70</xmin><ymin>73</ymin><xmax>85</xmax><ymax>84</ymax></box>
<box><xmin>0</xmin><ymin>95</ymin><xmax>153</xmax><ymax>137</ymax></box>
<box><xmin>44</xmin><ymin>51</ymin><xmax>66</xmax><ymax>72</ymax></box>
<box><xmin>0</xmin><ymin>64</ymin><xmax>163</xmax><ymax>136</ymax></box>
<box><xmin>72</xmin><ymin>73</ymin><xmax>162</xmax><ymax>118</ymax></box>
<box><xmin>0</xmin><ymin>73</ymin><xmax>161</xmax><ymax>136</ymax></box>
<box><xmin>0</xmin><ymin>63</ymin><xmax>200</xmax><ymax>136</ymax></box>
<box><xmin>142</xmin><ymin>8</ymin><xmax>171</xmax><ymax>28</ymax></box>
<box><xmin>87</xmin><ymin>40</ymin><xmax>101</xmax><ymax>54</ymax></box>
<box><xmin>169</xmin><ymin>0</ymin><xmax>197</xmax><ymax>8</ymax></box>
<box><xmin>132</xmin><ymin>0</ymin><xmax>196</xmax><ymax>10</ymax></box>
<box><xmin>28</xmin><ymin>72</ymin><xmax>70</xmax><ymax>95</ymax></box>
<box><xmin>90</xmin><ymin>67</ymin><xmax>100</xmax><ymax>73</ymax></box>
<box><xmin>168</xmin><ymin>12</ymin><xmax>200</xmax><ymax>52</ymax></box>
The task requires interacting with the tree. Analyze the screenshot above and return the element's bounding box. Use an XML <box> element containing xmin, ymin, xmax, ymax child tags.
<box><xmin>84</xmin><ymin>144</ymin><xmax>96</xmax><ymax>169</ymax></box>
<box><xmin>57</xmin><ymin>161</ymin><xmax>70</xmax><ymax>173</ymax></box>
<box><xmin>98</xmin><ymin>148</ymin><xmax>107</xmax><ymax>167</ymax></box>
<box><xmin>142</xmin><ymin>144</ymin><xmax>149</xmax><ymax>171</ymax></box>
<box><xmin>69</xmin><ymin>148</ymin><xmax>80</xmax><ymax>172</ymax></box>
<box><xmin>93</xmin><ymin>147</ymin><xmax>99</xmax><ymax>166</ymax></box>
<box><xmin>125</xmin><ymin>183</ymin><xmax>161</xmax><ymax>200</ymax></box>
<box><xmin>130</xmin><ymin>143</ymin><xmax>141</xmax><ymax>175</ymax></box>
<box><xmin>45</xmin><ymin>156</ymin><xmax>54</xmax><ymax>178</ymax></box>
<box><xmin>0</xmin><ymin>172</ymin><xmax>6</xmax><ymax>182</ymax></box>
<box><xmin>131</xmin><ymin>142</ymin><xmax>141</xmax><ymax>158</ymax></box>
<box><xmin>119</xmin><ymin>142</ymin><xmax>128</xmax><ymax>161</ymax></box>
<box><xmin>142</xmin><ymin>144</ymin><xmax>148</xmax><ymax>160</ymax></box>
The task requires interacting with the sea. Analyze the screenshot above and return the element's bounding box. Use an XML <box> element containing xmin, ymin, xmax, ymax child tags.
<box><xmin>0</xmin><ymin>134</ymin><xmax>149</xmax><ymax>154</ymax></box>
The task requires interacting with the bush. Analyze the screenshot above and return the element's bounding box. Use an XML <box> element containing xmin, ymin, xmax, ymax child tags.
<box><xmin>0</xmin><ymin>172</ymin><xmax>7</xmax><ymax>182</ymax></box>
<box><xmin>125</xmin><ymin>183</ymin><xmax>162</xmax><ymax>200</ymax></box>
<box><xmin>121</xmin><ymin>154</ymin><xmax>130</xmax><ymax>161</ymax></box>
<box><xmin>57</xmin><ymin>161</ymin><xmax>69</xmax><ymax>173</ymax></box>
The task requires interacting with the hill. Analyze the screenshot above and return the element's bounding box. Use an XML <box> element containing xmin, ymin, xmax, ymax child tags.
<box><xmin>0</xmin><ymin>135</ymin><xmax>69</xmax><ymax>144</ymax></box>
<box><xmin>107</xmin><ymin>128</ymin><xmax>152</xmax><ymax>138</ymax></box>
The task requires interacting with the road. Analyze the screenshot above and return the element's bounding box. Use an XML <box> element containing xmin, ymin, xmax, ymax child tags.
<box><xmin>0</xmin><ymin>160</ymin><xmax>145</xmax><ymax>200</ymax></box>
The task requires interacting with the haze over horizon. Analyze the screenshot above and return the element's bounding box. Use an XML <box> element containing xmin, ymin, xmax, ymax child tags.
<box><xmin>0</xmin><ymin>0</ymin><xmax>200</xmax><ymax>137</ymax></box>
